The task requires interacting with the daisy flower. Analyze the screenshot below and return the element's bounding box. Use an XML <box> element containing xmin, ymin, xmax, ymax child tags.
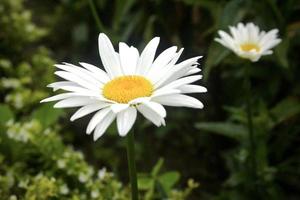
<box><xmin>41</xmin><ymin>33</ymin><xmax>206</xmax><ymax>140</ymax></box>
<box><xmin>215</xmin><ymin>22</ymin><xmax>281</xmax><ymax>62</ymax></box>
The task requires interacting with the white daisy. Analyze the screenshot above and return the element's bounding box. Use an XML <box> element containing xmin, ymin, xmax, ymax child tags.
<box><xmin>215</xmin><ymin>22</ymin><xmax>281</xmax><ymax>62</ymax></box>
<box><xmin>41</xmin><ymin>33</ymin><xmax>206</xmax><ymax>141</ymax></box>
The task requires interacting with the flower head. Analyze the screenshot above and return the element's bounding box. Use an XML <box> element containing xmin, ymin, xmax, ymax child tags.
<box><xmin>215</xmin><ymin>22</ymin><xmax>281</xmax><ymax>62</ymax></box>
<box><xmin>41</xmin><ymin>33</ymin><xmax>206</xmax><ymax>140</ymax></box>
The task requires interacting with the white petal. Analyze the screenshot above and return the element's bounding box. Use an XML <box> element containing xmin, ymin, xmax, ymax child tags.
<box><xmin>41</xmin><ymin>93</ymin><xmax>75</xmax><ymax>103</ymax></box>
<box><xmin>237</xmin><ymin>23</ymin><xmax>248</xmax><ymax>43</ymax></box>
<box><xmin>185</xmin><ymin>67</ymin><xmax>201</xmax><ymax>76</ymax></box>
<box><xmin>110</xmin><ymin>103</ymin><xmax>129</xmax><ymax>113</ymax></box>
<box><xmin>79</xmin><ymin>62</ymin><xmax>110</xmax><ymax>83</ymax></box>
<box><xmin>217</xmin><ymin>30</ymin><xmax>236</xmax><ymax>49</ymax></box>
<box><xmin>86</xmin><ymin>107</ymin><xmax>111</xmax><ymax>134</ymax></box>
<box><xmin>136</xmin><ymin>37</ymin><xmax>160</xmax><ymax>75</ymax></box>
<box><xmin>261</xmin><ymin>50</ymin><xmax>273</xmax><ymax>55</ymax></box>
<box><xmin>55</xmin><ymin>85</ymin><xmax>92</xmax><ymax>94</ymax></box>
<box><xmin>153</xmin><ymin>56</ymin><xmax>201</xmax><ymax>88</ymax></box>
<box><xmin>147</xmin><ymin>48</ymin><xmax>184</xmax><ymax>83</ymax></box>
<box><xmin>55</xmin><ymin>71</ymin><xmax>99</xmax><ymax>91</ymax></box>
<box><xmin>143</xmin><ymin>101</ymin><xmax>166</xmax><ymax>118</ymax></box>
<box><xmin>261</xmin><ymin>39</ymin><xmax>281</xmax><ymax>51</ymax></box>
<box><xmin>119</xmin><ymin>43</ymin><xmax>139</xmax><ymax>75</ymax></box>
<box><xmin>129</xmin><ymin>97</ymin><xmax>151</xmax><ymax>105</ymax></box>
<box><xmin>229</xmin><ymin>26</ymin><xmax>241</xmax><ymax>41</ymax></box>
<box><xmin>54</xmin><ymin>97</ymin><xmax>98</xmax><ymax>108</ymax></box>
<box><xmin>137</xmin><ymin>104</ymin><xmax>164</xmax><ymax>127</ymax></box>
<box><xmin>55</xmin><ymin>63</ymin><xmax>103</xmax><ymax>86</ymax></box>
<box><xmin>70</xmin><ymin>102</ymin><xmax>111</xmax><ymax>121</ymax></box>
<box><xmin>152</xmin><ymin>94</ymin><xmax>204</xmax><ymax>109</ymax></box>
<box><xmin>178</xmin><ymin>85</ymin><xmax>207</xmax><ymax>93</ymax></box>
<box><xmin>147</xmin><ymin>46</ymin><xmax>177</xmax><ymax>76</ymax></box>
<box><xmin>47</xmin><ymin>81</ymin><xmax>79</xmax><ymax>91</ymax></box>
<box><xmin>259</xmin><ymin>29</ymin><xmax>279</xmax><ymax>46</ymax></box>
<box><xmin>152</xmin><ymin>88</ymin><xmax>180</xmax><ymax>98</ymax></box>
<box><xmin>169</xmin><ymin>48</ymin><xmax>184</xmax><ymax>65</ymax></box>
<box><xmin>49</xmin><ymin>86</ymin><xmax>103</xmax><ymax>99</ymax></box>
<box><xmin>98</xmin><ymin>33</ymin><xmax>122</xmax><ymax>78</ymax></box>
<box><xmin>117</xmin><ymin>107</ymin><xmax>137</xmax><ymax>137</ymax></box>
<box><xmin>93</xmin><ymin>111</ymin><xmax>116</xmax><ymax>141</ymax></box>
<box><xmin>157</xmin><ymin>75</ymin><xmax>202</xmax><ymax>90</ymax></box>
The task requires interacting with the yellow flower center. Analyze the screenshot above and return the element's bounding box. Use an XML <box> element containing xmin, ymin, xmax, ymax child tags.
<box><xmin>103</xmin><ymin>75</ymin><xmax>153</xmax><ymax>103</ymax></box>
<box><xmin>240</xmin><ymin>43</ymin><xmax>260</xmax><ymax>52</ymax></box>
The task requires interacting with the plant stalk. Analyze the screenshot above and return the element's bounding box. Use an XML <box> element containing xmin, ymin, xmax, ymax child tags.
<box><xmin>87</xmin><ymin>0</ymin><xmax>106</xmax><ymax>32</ymax></box>
<box><xmin>126</xmin><ymin>129</ymin><xmax>139</xmax><ymax>200</ymax></box>
<box><xmin>244</xmin><ymin>66</ymin><xmax>258</xmax><ymax>192</ymax></box>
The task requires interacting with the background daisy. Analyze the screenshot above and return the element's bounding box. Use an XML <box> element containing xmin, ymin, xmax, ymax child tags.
<box><xmin>215</xmin><ymin>22</ymin><xmax>281</xmax><ymax>62</ymax></box>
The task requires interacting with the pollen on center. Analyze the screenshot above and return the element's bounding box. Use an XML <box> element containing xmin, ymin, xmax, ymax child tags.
<box><xmin>103</xmin><ymin>75</ymin><xmax>153</xmax><ymax>103</ymax></box>
<box><xmin>240</xmin><ymin>43</ymin><xmax>260</xmax><ymax>52</ymax></box>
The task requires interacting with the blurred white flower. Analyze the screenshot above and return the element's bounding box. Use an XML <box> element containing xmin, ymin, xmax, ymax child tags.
<box><xmin>57</xmin><ymin>159</ymin><xmax>66</xmax><ymax>169</ymax></box>
<box><xmin>91</xmin><ymin>190</ymin><xmax>100</xmax><ymax>198</ymax></box>
<box><xmin>59</xmin><ymin>184</ymin><xmax>69</xmax><ymax>195</ymax></box>
<box><xmin>215</xmin><ymin>22</ymin><xmax>281</xmax><ymax>62</ymax></box>
<box><xmin>78</xmin><ymin>172</ymin><xmax>88</xmax><ymax>183</ymax></box>
<box><xmin>9</xmin><ymin>195</ymin><xmax>17</xmax><ymax>200</ymax></box>
<box><xmin>98</xmin><ymin>167</ymin><xmax>107</xmax><ymax>180</ymax></box>
<box><xmin>42</xmin><ymin>33</ymin><xmax>206</xmax><ymax>140</ymax></box>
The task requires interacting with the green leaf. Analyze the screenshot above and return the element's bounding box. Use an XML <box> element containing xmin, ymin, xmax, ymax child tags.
<box><xmin>158</xmin><ymin>171</ymin><xmax>180</xmax><ymax>193</ymax></box>
<box><xmin>225</xmin><ymin>171</ymin><xmax>248</xmax><ymax>187</ymax></box>
<box><xmin>219</xmin><ymin>0</ymin><xmax>246</xmax><ymax>29</ymax></box>
<box><xmin>138</xmin><ymin>176</ymin><xmax>154</xmax><ymax>190</ymax></box>
<box><xmin>270</xmin><ymin>98</ymin><xmax>300</xmax><ymax>127</ymax></box>
<box><xmin>195</xmin><ymin>122</ymin><xmax>247</xmax><ymax>141</ymax></box>
<box><xmin>275</xmin><ymin>38</ymin><xmax>289</xmax><ymax>69</ymax></box>
<box><xmin>203</xmin><ymin>42</ymin><xmax>230</xmax><ymax>80</ymax></box>
<box><xmin>0</xmin><ymin>104</ymin><xmax>14</xmax><ymax>124</ymax></box>
<box><xmin>181</xmin><ymin>0</ymin><xmax>221</xmax><ymax>21</ymax></box>
<box><xmin>143</xmin><ymin>15</ymin><xmax>157</xmax><ymax>42</ymax></box>
<box><xmin>151</xmin><ymin>158</ymin><xmax>164</xmax><ymax>177</ymax></box>
<box><xmin>31</xmin><ymin>103</ymin><xmax>64</xmax><ymax>127</ymax></box>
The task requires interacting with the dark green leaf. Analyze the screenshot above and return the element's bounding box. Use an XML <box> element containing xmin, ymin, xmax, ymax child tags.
<box><xmin>219</xmin><ymin>0</ymin><xmax>246</xmax><ymax>29</ymax></box>
<box><xmin>195</xmin><ymin>122</ymin><xmax>247</xmax><ymax>141</ymax></box>
<box><xmin>275</xmin><ymin>38</ymin><xmax>289</xmax><ymax>69</ymax></box>
<box><xmin>270</xmin><ymin>98</ymin><xmax>300</xmax><ymax>126</ymax></box>
<box><xmin>204</xmin><ymin>42</ymin><xmax>230</xmax><ymax>80</ymax></box>
<box><xmin>158</xmin><ymin>171</ymin><xmax>180</xmax><ymax>193</ymax></box>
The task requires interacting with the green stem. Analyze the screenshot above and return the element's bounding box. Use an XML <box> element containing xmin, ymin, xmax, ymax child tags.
<box><xmin>87</xmin><ymin>0</ymin><xmax>106</xmax><ymax>32</ymax></box>
<box><xmin>126</xmin><ymin>129</ymin><xmax>139</xmax><ymax>200</ymax></box>
<box><xmin>244</xmin><ymin>66</ymin><xmax>258</xmax><ymax>191</ymax></box>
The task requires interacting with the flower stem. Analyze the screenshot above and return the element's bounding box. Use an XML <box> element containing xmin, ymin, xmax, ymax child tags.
<box><xmin>244</xmin><ymin>66</ymin><xmax>258</xmax><ymax>191</ymax></box>
<box><xmin>126</xmin><ymin>129</ymin><xmax>138</xmax><ymax>200</ymax></box>
<box><xmin>87</xmin><ymin>0</ymin><xmax>106</xmax><ymax>32</ymax></box>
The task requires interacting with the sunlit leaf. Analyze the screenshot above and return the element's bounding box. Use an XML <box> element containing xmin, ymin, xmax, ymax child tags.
<box><xmin>0</xmin><ymin>104</ymin><xmax>14</xmax><ymax>124</ymax></box>
<box><xmin>151</xmin><ymin>158</ymin><xmax>164</xmax><ymax>177</ymax></box>
<box><xmin>138</xmin><ymin>176</ymin><xmax>154</xmax><ymax>190</ymax></box>
<box><xmin>31</xmin><ymin>103</ymin><xmax>64</xmax><ymax>127</ymax></box>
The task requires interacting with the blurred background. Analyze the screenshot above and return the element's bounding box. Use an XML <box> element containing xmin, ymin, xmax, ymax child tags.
<box><xmin>1</xmin><ymin>0</ymin><xmax>300</xmax><ymax>199</ymax></box>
